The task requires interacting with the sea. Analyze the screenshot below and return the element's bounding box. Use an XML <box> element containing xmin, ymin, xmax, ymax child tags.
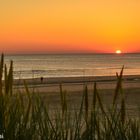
<box><xmin>4</xmin><ymin>53</ymin><xmax>140</xmax><ymax>79</ymax></box>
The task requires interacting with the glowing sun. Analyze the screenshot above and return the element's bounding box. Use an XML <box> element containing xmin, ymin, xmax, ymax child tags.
<box><xmin>116</xmin><ymin>50</ymin><xmax>122</xmax><ymax>54</ymax></box>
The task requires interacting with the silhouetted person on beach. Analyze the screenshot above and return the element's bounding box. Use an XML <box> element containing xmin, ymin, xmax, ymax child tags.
<box><xmin>40</xmin><ymin>77</ymin><xmax>44</xmax><ymax>84</ymax></box>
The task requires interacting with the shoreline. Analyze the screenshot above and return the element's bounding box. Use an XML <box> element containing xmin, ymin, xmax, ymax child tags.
<box><xmin>13</xmin><ymin>74</ymin><xmax>140</xmax><ymax>85</ymax></box>
<box><xmin>13</xmin><ymin>74</ymin><xmax>140</xmax><ymax>93</ymax></box>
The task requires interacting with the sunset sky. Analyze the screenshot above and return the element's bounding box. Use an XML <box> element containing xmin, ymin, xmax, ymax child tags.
<box><xmin>0</xmin><ymin>0</ymin><xmax>140</xmax><ymax>53</ymax></box>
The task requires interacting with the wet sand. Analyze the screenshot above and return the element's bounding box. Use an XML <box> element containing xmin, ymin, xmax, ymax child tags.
<box><xmin>14</xmin><ymin>75</ymin><xmax>140</xmax><ymax>92</ymax></box>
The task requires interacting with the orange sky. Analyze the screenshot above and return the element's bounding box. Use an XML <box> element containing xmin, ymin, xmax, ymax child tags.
<box><xmin>0</xmin><ymin>0</ymin><xmax>140</xmax><ymax>53</ymax></box>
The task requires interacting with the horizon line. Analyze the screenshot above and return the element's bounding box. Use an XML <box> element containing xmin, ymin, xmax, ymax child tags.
<box><xmin>2</xmin><ymin>52</ymin><xmax>140</xmax><ymax>56</ymax></box>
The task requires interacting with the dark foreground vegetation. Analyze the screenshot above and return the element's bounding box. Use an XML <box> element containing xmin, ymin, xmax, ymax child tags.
<box><xmin>0</xmin><ymin>54</ymin><xmax>140</xmax><ymax>140</ymax></box>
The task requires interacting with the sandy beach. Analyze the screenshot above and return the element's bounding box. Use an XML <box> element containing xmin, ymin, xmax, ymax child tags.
<box><xmin>12</xmin><ymin>75</ymin><xmax>140</xmax><ymax>116</ymax></box>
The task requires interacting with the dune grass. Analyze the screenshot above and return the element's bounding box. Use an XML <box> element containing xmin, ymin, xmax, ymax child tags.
<box><xmin>0</xmin><ymin>54</ymin><xmax>140</xmax><ymax>140</ymax></box>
